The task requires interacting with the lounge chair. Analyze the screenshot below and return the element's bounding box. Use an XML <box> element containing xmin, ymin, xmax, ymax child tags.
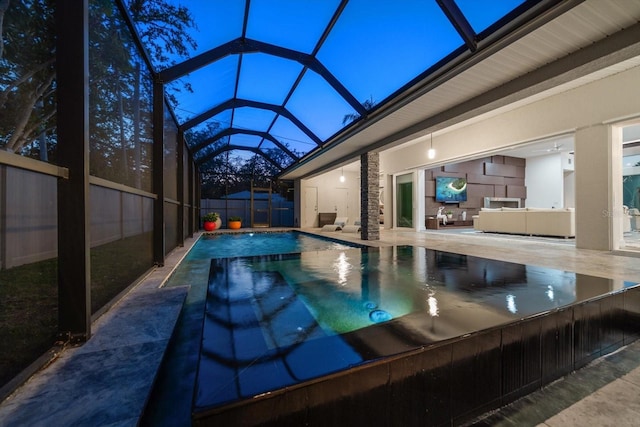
<box><xmin>342</xmin><ymin>220</ymin><xmax>361</xmax><ymax>233</ymax></box>
<box><xmin>321</xmin><ymin>217</ymin><xmax>348</xmax><ymax>231</ymax></box>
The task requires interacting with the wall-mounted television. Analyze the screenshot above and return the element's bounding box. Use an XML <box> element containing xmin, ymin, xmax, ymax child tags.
<box><xmin>435</xmin><ymin>176</ymin><xmax>467</xmax><ymax>203</ymax></box>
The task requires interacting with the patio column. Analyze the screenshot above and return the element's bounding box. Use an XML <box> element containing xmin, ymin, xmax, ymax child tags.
<box><xmin>574</xmin><ymin>124</ymin><xmax>617</xmax><ymax>250</ymax></box>
<box><xmin>195</xmin><ymin>165</ymin><xmax>202</xmax><ymax>229</ymax></box>
<box><xmin>188</xmin><ymin>151</ymin><xmax>195</xmax><ymax>237</ymax></box>
<box><xmin>361</xmin><ymin>152</ymin><xmax>380</xmax><ymax>240</ymax></box>
<box><xmin>56</xmin><ymin>0</ymin><xmax>91</xmax><ymax>342</ymax></box>
<box><xmin>177</xmin><ymin>130</ymin><xmax>184</xmax><ymax>245</ymax></box>
<box><xmin>153</xmin><ymin>81</ymin><xmax>165</xmax><ymax>265</ymax></box>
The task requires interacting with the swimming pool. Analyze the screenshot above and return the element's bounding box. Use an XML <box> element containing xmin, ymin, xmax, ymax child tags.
<box><xmin>143</xmin><ymin>231</ymin><xmax>640</xmax><ymax>426</ymax></box>
<box><xmin>193</xmin><ymin>241</ymin><xmax>638</xmax><ymax>418</ymax></box>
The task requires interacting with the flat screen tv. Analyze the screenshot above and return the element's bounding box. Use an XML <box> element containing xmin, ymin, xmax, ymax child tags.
<box><xmin>435</xmin><ymin>176</ymin><xmax>467</xmax><ymax>203</ymax></box>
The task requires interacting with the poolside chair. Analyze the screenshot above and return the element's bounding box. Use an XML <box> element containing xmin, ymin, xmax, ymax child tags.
<box><xmin>342</xmin><ymin>220</ymin><xmax>361</xmax><ymax>233</ymax></box>
<box><xmin>321</xmin><ymin>217</ymin><xmax>348</xmax><ymax>231</ymax></box>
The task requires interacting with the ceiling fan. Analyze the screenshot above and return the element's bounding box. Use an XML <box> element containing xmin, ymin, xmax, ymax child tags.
<box><xmin>533</xmin><ymin>142</ymin><xmax>564</xmax><ymax>152</ymax></box>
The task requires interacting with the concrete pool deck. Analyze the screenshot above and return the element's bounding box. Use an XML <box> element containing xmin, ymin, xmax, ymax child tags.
<box><xmin>1</xmin><ymin>227</ymin><xmax>640</xmax><ymax>426</ymax></box>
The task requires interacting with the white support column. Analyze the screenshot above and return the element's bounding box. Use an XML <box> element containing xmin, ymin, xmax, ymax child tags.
<box><xmin>575</xmin><ymin>124</ymin><xmax>615</xmax><ymax>250</ymax></box>
<box><xmin>294</xmin><ymin>179</ymin><xmax>301</xmax><ymax>228</ymax></box>
<box><xmin>611</xmin><ymin>124</ymin><xmax>624</xmax><ymax>250</ymax></box>
<box><xmin>416</xmin><ymin>169</ymin><xmax>426</xmax><ymax>232</ymax></box>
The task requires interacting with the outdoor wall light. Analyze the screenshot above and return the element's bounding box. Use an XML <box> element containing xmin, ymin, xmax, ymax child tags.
<box><xmin>427</xmin><ymin>133</ymin><xmax>436</xmax><ymax>159</ymax></box>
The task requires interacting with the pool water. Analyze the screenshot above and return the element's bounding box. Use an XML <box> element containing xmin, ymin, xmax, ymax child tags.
<box><xmin>187</xmin><ymin>231</ymin><xmax>359</xmax><ymax>260</ymax></box>
<box><xmin>194</xmin><ymin>242</ymin><xmax>630</xmax><ymax>413</ymax></box>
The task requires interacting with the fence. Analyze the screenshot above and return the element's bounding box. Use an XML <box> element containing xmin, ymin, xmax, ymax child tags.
<box><xmin>201</xmin><ymin>198</ymin><xmax>294</xmax><ymax>228</ymax></box>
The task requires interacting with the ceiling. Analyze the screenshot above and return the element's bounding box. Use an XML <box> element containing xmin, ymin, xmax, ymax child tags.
<box><xmin>340</xmin><ymin>123</ymin><xmax>640</xmax><ymax>173</ymax></box>
<box><xmin>127</xmin><ymin>0</ymin><xmax>640</xmax><ymax>180</ymax></box>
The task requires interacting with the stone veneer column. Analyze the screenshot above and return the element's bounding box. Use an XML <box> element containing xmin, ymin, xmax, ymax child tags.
<box><xmin>361</xmin><ymin>152</ymin><xmax>380</xmax><ymax>240</ymax></box>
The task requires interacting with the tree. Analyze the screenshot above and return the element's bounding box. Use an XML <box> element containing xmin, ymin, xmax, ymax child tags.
<box><xmin>187</xmin><ymin>121</ymin><xmax>293</xmax><ymax>198</ymax></box>
<box><xmin>126</xmin><ymin>0</ymin><xmax>196</xmax><ymax>107</ymax></box>
<box><xmin>87</xmin><ymin>0</ymin><xmax>196</xmax><ymax>189</ymax></box>
<box><xmin>342</xmin><ymin>95</ymin><xmax>376</xmax><ymax>125</ymax></box>
<box><xmin>0</xmin><ymin>0</ymin><xmax>9</xmax><ymax>59</ymax></box>
<box><xmin>0</xmin><ymin>0</ymin><xmax>55</xmax><ymax>155</ymax></box>
<box><xmin>0</xmin><ymin>0</ymin><xmax>196</xmax><ymax>165</ymax></box>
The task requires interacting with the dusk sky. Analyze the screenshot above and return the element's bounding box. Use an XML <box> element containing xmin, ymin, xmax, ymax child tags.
<box><xmin>138</xmin><ymin>0</ymin><xmax>528</xmax><ymax>164</ymax></box>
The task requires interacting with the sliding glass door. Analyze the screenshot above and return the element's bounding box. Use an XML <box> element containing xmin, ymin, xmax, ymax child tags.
<box><xmin>396</xmin><ymin>173</ymin><xmax>413</xmax><ymax>228</ymax></box>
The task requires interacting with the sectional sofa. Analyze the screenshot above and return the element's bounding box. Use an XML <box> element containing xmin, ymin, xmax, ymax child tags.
<box><xmin>473</xmin><ymin>207</ymin><xmax>575</xmax><ymax>238</ymax></box>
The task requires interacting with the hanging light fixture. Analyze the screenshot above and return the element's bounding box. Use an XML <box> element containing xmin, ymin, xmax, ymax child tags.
<box><xmin>427</xmin><ymin>133</ymin><xmax>436</xmax><ymax>159</ymax></box>
<box><xmin>339</xmin><ymin>167</ymin><xmax>345</xmax><ymax>183</ymax></box>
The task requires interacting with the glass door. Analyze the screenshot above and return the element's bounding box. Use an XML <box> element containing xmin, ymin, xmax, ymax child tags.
<box><xmin>396</xmin><ymin>173</ymin><xmax>413</xmax><ymax>228</ymax></box>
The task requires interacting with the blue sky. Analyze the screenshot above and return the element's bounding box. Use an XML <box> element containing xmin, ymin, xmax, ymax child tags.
<box><xmin>147</xmin><ymin>0</ymin><xmax>527</xmax><ymax>165</ymax></box>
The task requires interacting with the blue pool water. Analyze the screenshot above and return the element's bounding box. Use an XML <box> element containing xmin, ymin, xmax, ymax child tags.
<box><xmin>192</xmin><ymin>236</ymin><xmax>635</xmax><ymax>413</ymax></box>
<box><xmin>187</xmin><ymin>231</ymin><xmax>359</xmax><ymax>260</ymax></box>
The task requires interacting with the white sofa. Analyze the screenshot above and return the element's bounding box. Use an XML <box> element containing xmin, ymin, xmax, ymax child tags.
<box><xmin>630</xmin><ymin>208</ymin><xmax>640</xmax><ymax>231</ymax></box>
<box><xmin>473</xmin><ymin>207</ymin><xmax>575</xmax><ymax>238</ymax></box>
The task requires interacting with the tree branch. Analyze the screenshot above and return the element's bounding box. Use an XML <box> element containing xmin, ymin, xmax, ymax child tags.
<box><xmin>19</xmin><ymin>108</ymin><xmax>55</xmax><ymax>151</ymax></box>
<box><xmin>0</xmin><ymin>58</ymin><xmax>55</xmax><ymax>109</ymax></box>
<box><xmin>6</xmin><ymin>71</ymin><xmax>55</xmax><ymax>152</ymax></box>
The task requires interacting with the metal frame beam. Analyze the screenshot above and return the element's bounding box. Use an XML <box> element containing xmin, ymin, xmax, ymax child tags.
<box><xmin>188</xmin><ymin>150</ymin><xmax>194</xmax><ymax>237</ymax></box>
<box><xmin>278</xmin><ymin>0</ymin><xmax>582</xmax><ymax>179</ymax></box>
<box><xmin>56</xmin><ymin>0</ymin><xmax>91</xmax><ymax>342</ymax></box>
<box><xmin>195</xmin><ymin>164</ymin><xmax>201</xmax><ymax>229</ymax></box>
<box><xmin>437</xmin><ymin>0</ymin><xmax>477</xmax><ymax>52</ymax></box>
<box><xmin>196</xmin><ymin>145</ymin><xmax>283</xmax><ymax>171</ymax></box>
<box><xmin>179</xmin><ymin>98</ymin><xmax>322</xmax><ymax>147</ymax></box>
<box><xmin>158</xmin><ymin>37</ymin><xmax>365</xmax><ymax>116</ymax></box>
<box><xmin>177</xmin><ymin>130</ymin><xmax>185</xmax><ymax>246</ymax></box>
<box><xmin>152</xmin><ymin>82</ymin><xmax>165</xmax><ymax>265</ymax></box>
<box><xmin>191</xmin><ymin>128</ymin><xmax>299</xmax><ymax>161</ymax></box>
<box><xmin>114</xmin><ymin>0</ymin><xmax>157</xmax><ymax>75</ymax></box>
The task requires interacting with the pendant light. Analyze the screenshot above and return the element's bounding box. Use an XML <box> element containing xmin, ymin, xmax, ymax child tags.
<box><xmin>339</xmin><ymin>167</ymin><xmax>345</xmax><ymax>183</ymax></box>
<box><xmin>427</xmin><ymin>133</ymin><xmax>436</xmax><ymax>159</ymax></box>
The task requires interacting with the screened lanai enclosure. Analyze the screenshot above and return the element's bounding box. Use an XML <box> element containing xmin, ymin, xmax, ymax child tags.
<box><xmin>0</xmin><ymin>0</ymin><xmax>605</xmax><ymax>408</ymax></box>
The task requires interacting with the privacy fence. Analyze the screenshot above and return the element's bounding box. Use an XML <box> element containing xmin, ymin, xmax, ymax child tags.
<box><xmin>201</xmin><ymin>197</ymin><xmax>294</xmax><ymax>228</ymax></box>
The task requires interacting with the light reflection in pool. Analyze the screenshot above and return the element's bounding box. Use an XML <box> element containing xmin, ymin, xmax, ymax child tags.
<box><xmin>332</xmin><ymin>251</ymin><xmax>352</xmax><ymax>286</ymax></box>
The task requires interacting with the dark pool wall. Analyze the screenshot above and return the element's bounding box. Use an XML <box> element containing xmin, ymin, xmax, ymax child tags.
<box><xmin>193</xmin><ymin>284</ymin><xmax>640</xmax><ymax>427</ymax></box>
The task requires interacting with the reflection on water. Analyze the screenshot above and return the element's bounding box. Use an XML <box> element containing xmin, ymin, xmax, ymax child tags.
<box><xmin>195</xmin><ymin>244</ymin><xmax>617</xmax><ymax>412</ymax></box>
<box><xmin>332</xmin><ymin>251</ymin><xmax>352</xmax><ymax>286</ymax></box>
<box><xmin>506</xmin><ymin>294</ymin><xmax>517</xmax><ymax>314</ymax></box>
<box><xmin>426</xmin><ymin>285</ymin><xmax>439</xmax><ymax>317</ymax></box>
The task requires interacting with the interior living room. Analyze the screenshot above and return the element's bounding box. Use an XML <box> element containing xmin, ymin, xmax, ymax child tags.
<box><xmin>298</xmin><ymin>64</ymin><xmax>640</xmax><ymax>254</ymax></box>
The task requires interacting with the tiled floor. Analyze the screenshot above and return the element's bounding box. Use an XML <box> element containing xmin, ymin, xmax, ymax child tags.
<box><xmin>1</xmin><ymin>227</ymin><xmax>640</xmax><ymax>426</ymax></box>
<box><xmin>623</xmin><ymin>230</ymin><xmax>640</xmax><ymax>250</ymax></box>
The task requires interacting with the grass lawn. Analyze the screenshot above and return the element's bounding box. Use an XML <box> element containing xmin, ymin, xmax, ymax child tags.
<box><xmin>0</xmin><ymin>232</ymin><xmax>153</xmax><ymax>390</ymax></box>
<box><xmin>0</xmin><ymin>259</ymin><xmax>58</xmax><ymax>389</ymax></box>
